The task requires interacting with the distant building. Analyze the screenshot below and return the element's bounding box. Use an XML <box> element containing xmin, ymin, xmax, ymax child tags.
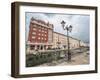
<box><xmin>53</xmin><ymin>32</ymin><xmax>81</xmax><ymax>49</ymax></box>
<box><xmin>27</xmin><ymin>17</ymin><xmax>88</xmax><ymax>53</ymax></box>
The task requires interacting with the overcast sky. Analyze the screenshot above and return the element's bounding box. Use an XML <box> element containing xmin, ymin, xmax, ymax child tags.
<box><xmin>25</xmin><ymin>12</ymin><xmax>90</xmax><ymax>43</ymax></box>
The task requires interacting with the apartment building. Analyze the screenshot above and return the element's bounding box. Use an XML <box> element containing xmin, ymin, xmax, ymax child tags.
<box><xmin>27</xmin><ymin>17</ymin><xmax>53</xmax><ymax>51</ymax></box>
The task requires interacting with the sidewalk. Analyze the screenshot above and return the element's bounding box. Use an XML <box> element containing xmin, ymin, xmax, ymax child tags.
<box><xmin>37</xmin><ymin>51</ymin><xmax>89</xmax><ymax>66</ymax></box>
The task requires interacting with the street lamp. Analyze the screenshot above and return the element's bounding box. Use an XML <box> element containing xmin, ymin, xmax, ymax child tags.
<box><xmin>61</xmin><ymin>20</ymin><xmax>72</xmax><ymax>61</ymax></box>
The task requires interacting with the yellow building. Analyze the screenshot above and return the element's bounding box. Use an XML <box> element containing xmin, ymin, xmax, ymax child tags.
<box><xmin>53</xmin><ymin>32</ymin><xmax>82</xmax><ymax>49</ymax></box>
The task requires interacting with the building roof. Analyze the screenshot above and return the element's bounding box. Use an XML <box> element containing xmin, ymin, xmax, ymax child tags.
<box><xmin>30</xmin><ymin>17</ymin><xmax>54</xmax><ymax>30</ymax></box>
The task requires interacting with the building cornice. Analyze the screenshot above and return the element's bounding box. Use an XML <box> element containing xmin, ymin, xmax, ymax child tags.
<box><xmin>53</xmin><ymin>31</ymin><xmax>82</xmax><ymax>42</ymax></box>
<box><xmin>30</xmin><ymin>17</ymin><xmax>53</xmax><ymax>29</ymax></box>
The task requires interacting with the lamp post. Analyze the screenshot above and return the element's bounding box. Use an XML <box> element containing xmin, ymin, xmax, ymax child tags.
<box><xmin>61</xmin><ymin>20</ymin><xmax>72</xmax><ymax>61</ymax></box>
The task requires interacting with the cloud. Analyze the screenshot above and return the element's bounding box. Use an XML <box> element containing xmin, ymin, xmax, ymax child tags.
<box><xmin>25</xmin><ymin>12</ymin><xmax>90</xmax><ymax>43</ymax></box>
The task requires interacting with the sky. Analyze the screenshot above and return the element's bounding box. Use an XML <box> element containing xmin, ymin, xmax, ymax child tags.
<box><xmin>25</xmin><ymin>12</ymin><xmax>90</xmax><ymax>43</ymax></box>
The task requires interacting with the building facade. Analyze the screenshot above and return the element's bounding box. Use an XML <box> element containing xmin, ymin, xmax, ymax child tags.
<box><xmin>53</xmin><ymin>32</ymin><xmax>82</xmax><ymax>49</ymax></box>
<box><xmin>27</xmin><ymin>17</ymin><xmax>53</xmax><ymax>51</ymax></box>
<box><xmin>27</xmin><ymin>17</ymin><xmax>88</xmax><ymax>53</ymax></box>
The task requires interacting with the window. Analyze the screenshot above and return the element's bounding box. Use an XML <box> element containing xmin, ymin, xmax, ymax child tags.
<box><xmin>45</xmin><ymin>31</ymin><xmax>47</xmax><ymax>33</ymax></box>
<box><xmin>39</xmin><ymin>29</ymin><xmax>41</xmax><ymax>32</ymax></box>
<box><xmin>38</xmin><ymin>26</ymin><xmax>41</xmax><ymax>29</ymax></box>
<box><xmin>45</xmin><ymin>38</ymin><xmax>46</xmax><ymax>40</ymax></box>
<box><xmin>30</xmin><ymin>45</ymin><xmax>35</xmax><ymax>50</ymax></box>
<box><xmin>32</xmin><ymin>36</ymin><xmax>35</xmax><ymax>39</ymax></box>
<box><xmin>42</xmin><ymin>34</ymin><xmax>44</xmax><ymax>36</ymax></box>
<box><xmin>33</xmin><ymin>24</ymin><xmax>36</xmax><ymax>27</ymax></box>
<box><xmin>32</xmin><ymin>32</ymin><xmax>36</xmax><ymax>35</ymax></box>
<box><xmin>38</xmin><ymin>37</ymin><xmax>40</xmax><ymax>39</ymax></box>
<box><xmin>33</xmin><ymin>28</ymin><xmax>36</xmax><ymax>30</ymax></box>
<box><xmin>45</xmin><ymin>28</ymin><xmax>47</xmax><ymax>30</ymax></box>
<box><xmin>38</xmin><ymin>33</ymin><xmax>41</xmax><ymax>35</ymax></box>
<box><xmin>42</xmin><ymin>30</ymin><xmax>44</xmax><ymax>32</ymax></box>
<box><xmin>74</xmin><ymin>44</ymin><xmax>75</xmax><ymax>47</ymax></box>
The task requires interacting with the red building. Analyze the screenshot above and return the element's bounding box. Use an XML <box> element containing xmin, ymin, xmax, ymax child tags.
<box><xmin>27</xmin><ymin>17</ymin><xmax>53</xmax><ymax>51</ymax></box>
